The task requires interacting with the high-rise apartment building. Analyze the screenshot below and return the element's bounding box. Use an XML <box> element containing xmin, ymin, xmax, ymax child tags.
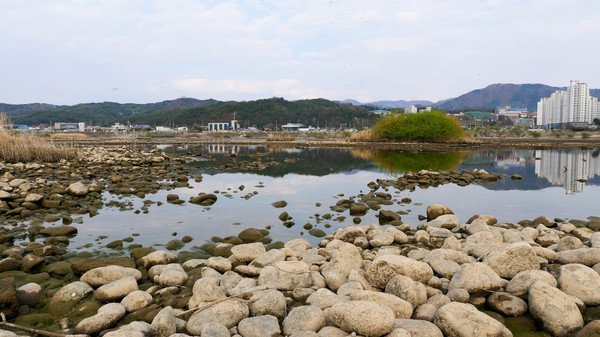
<box><xmin>536</xmin><ymin>80</ymin><xmax>599</xmax><ymax>126</ymax></box>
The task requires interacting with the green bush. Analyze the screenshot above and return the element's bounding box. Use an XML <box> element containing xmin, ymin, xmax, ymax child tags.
<box><xmin>582</xmin><ymin>132</ymin><xmax>591</xmax><ymax>138</ymax></box>
<box><xmin>568</xmin><ymin>133</ymin><xmax>575</xmax><ymax>138</ymax></box>
<box><xmin>372</xmin><ymin>110</ymin><xmax>465</xmax><ymax>141</ymax></box>
<box><xmin>530</xmin><ymin>131</ymin><xmax>541</xmax><ymax>138</ymax></box>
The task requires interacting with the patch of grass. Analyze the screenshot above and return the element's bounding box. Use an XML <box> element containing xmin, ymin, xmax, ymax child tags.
<box><xmin>348</xmin><ymin>130</ymin><xmax>375</xmax><ymax>142</ymax></box>
<box><xmin>372</xmin><ymin>110</ymin><xmax>465</xmax><ymax>142</ymax></box>
<box><xmin>582</xmin><ymin>132</ymin><xmax>591</xmax><ymax>138</ymax></box>
<box><xmin>0</xmin><ymin>113</ymin><xmax>78</xmax><ymax>162</ymax></box>
<box><xmin>530</xmin><ymin>131</ymin><xmax>541</xmax><ymax>138</ymax></box>
<box><xmin>267</xmin><ymin>133</ymin><xmax>295</xmax><ymax>141</ymax></box>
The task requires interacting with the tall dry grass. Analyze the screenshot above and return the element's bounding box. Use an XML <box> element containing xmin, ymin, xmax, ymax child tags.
<box><xmin>266</xmin><ymin>133</ymin><xmax>296</xmax><ymax>141</ymax></box>
<box><xmin>348</xmin><ymin>129</ymin><xmax>376</xmax><ymax>142</ymax></box>
<box><xmin>0</xmin><ymin>113</ymin><xmax>78</xmax><ymax>162</ymax></box>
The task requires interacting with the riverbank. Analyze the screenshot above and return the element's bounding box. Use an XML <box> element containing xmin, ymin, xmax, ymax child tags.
<box><xmin>0</xmin><ymin>203</ymin><xmax>599</xmax><ymax>337</ymax></box>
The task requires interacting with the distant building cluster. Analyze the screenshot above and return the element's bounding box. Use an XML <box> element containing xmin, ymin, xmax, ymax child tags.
<box><xmin>536</xmin><ymin>80</ymin><xmax>600</xmax><ymax>127</ymax></box>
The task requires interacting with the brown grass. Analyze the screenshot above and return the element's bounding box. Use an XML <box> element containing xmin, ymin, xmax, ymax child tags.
<box><xmin>0</xmin><ymin>113</ymin><xmax>78</xmax><ymax>162</ymax></box>
<box><xmin>266</xmin><ymin>133</ymin><xmax>296</xmax><ymax>141</ymax></box>
<box><xmin>348</xmin><ymin>129</ymin><xmax>376</xmax><ymax>142</ymax></box>
<box><xmin>50</xmin><ymin>133</ymin><xmax>89</xmax><ymax>140</ymax></box>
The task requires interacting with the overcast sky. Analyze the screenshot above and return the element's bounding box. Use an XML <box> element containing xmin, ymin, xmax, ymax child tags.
<box><xmin>1</xmin><ymin>0</ymin><xmax>599</xmax><ymax>105</ymax></box>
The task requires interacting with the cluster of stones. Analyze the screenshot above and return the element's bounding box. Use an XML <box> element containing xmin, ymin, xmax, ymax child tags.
<box><xmin>0</xmin><ymin>146</ymin><xmax>187</xmax><ymax>224</ymax></box>
<box><xmin>0</xmin><ymin>204</ymin><xmax>599</xmax><ymax>336</ymax></box>
<box><xmin>388</xmin><ymin>168</ymin><xmax>506</xmax><ymax>190</ymax></box>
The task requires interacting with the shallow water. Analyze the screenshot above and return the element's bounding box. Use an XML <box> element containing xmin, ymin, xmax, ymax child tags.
<box><xmin>56</xmin><ymin>145</ymin><xmax>600</xmax><ymax>255</ymax></box>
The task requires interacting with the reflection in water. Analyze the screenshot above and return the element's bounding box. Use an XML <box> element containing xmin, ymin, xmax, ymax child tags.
<box><xmin>535</xmin><ymin>149</ymin><xmax>600</xmax><ymax>194</ymax></box>
<box><xmin>350</xmin><ymin>149</ymin><xmax>464</xmax><ymax>174</ymax></box>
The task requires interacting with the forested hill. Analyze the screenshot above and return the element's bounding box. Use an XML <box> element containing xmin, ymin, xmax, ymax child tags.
<box><xmin>5</xmin><ymin>98</ymin><xmax>217</xmax><ymax>126</ymax></box>
<box><xmin>8</xmin><ymin>97</ymin><xmax>376</xmax><ymax>129</ymax></box>
<box><xmin>436</xmin><ymin>83</ymin><xmax>600</xmax><ymax>112</ymax></box>
<box><xmin>125</xmin><ymin>97</ymin><xmax>375</xmax><ymax>129</ymax></box>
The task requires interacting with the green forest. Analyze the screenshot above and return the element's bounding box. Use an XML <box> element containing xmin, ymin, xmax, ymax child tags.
<box><xmin>8</xmin><ymin>97</ymin><xmax>378</xmax><ymax>130</ymax></box>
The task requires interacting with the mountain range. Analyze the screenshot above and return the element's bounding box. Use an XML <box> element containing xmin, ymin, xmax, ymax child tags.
<box><xmin>2</xmin><ymin>83</ymin><xmax>600</xmax><ymax>127</ymax></box>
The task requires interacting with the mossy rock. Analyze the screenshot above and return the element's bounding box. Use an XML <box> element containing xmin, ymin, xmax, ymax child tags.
<box><xmin>70</xmin><ymin>257</ymin><xmax>135</xmax><ymax>276</ymax></box>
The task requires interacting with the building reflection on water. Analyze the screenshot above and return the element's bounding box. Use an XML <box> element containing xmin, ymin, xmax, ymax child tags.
<box><xmin>535</xmin><ymin>149</ymin><xmax>600</xmax><ymax>194</ymax></box>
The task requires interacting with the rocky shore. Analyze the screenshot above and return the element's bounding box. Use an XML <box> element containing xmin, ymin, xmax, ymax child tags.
<box><xmin>0</xmin><ymin>203</ymin><xmax>598</xmax><ymax>336</ymax></box>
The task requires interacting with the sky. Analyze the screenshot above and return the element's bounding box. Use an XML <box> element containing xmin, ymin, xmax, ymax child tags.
<box><xmin>1</xmin><ymin>0</ymin><xmax>599</xmax><ymax>105</ymax></box>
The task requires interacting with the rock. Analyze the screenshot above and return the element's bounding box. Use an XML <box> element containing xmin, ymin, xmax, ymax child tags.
<box><xmin>249</xmin><ymin>289</ymin><xmax>287</xmax><ymax>319</ymax></box>
<box><xmin>467</xmin><ymin>215</ymin><xmax>497</xmax><ymax>226</ymax></box>
<box><xmin>446</xmin><ymin>288</ymin><xmax>470</xmax><ymax>303</ymax></box>
<box><xmin>384</xmin><ymin>274</ymin><xmax>427</xmax><ymax>309</ymax></box>
<box><xmin>80</xmin><ymin>265</ymin><xmax>143</xmax><ymax>287</ymax></box>
<box><xmin>425</xmin><ymin>214</ymin><xmax>460</xmax><ymax>230</ymax></box>
<box><xmin>24</xmin><ymin>193</ymin><xmax>43</xmax><ymax>203</ymax></box>
<box><xmin>40</xmin><ymin>225</ymin><xmax>78</xmax><ymax>236</ymax></box>
<box><xmin>447</xmin><ymin>262</ymin><xmax>505</xmax><ymax>295</ymax></box>
<box><xmin>231</xmin><ymin>242</ymin><xmax>266</xmax><ymax>263</ymax></box>
<box><xmin>328</xmin><ymin>300</ymin><xmax>395</xmax><ymax>336</ymax></box>
<box><xmin>121</xmin><ymin>290</ymin><xmax>153</xmax><ymax>312</ymax></box>
<box><xmin>0</xmin><ymin>277</ymin><xmax>19</xmax><ymax>319</ymax></box>
<box><xmin>138</xmin><ymin>250</ymin><xmax>178</xmax><ymax>268</ymax></box>
<box><xmin>558</xmin><ymin>236</ymin><xmax>584</xmax><ymax>252</ymax></box>
<box><xmin>200</xmin><ymin>322</ymin><xmax>230</xmax><ymax>337</ymax></box>
<box><xmin>393</xmin><ymin>319</ymin><xmax>443</xmax><ymax>337</ymax></box>
<box><xmin>306</xmin><ymin>288</ymin><xmax>348</xmax><ymax>309</ymax></box>
<box><xmin>558</xmin><ymin>263</ymin><xmax>600</xmax><ymax>306</ymax></box>
<box><xmin>258</xmin><ymin>261</ymin><xmax>312</xmax><ymax>290</ymax></box>
<box><xmin>71</xmin><ymin>257</ymin><xmax>136</xmax><ymax>275</ymax></box>
<box><xmin>283</xmin><ymin>305</ymin><xmax>326</xmax><ymax>335</ymax></box>
<box><xmin>528</xmin><ymin>282</ymin><xmax>583</xmax><ymax>337</ymax></box>
<box><xmin>486</xmin><ymin>293</ymin><xmax>528</xmax><ymax>316</ymax></box>
<box><xmin>428</xmin><ymin>259</ymin><xmax>460</xmax><ymax>279</ymax></box>
<box><xmin>433</xmin><ymin>302</ymin><xmax>512</xmax><ymax>337</ymax></box>
<box><xmin>0</xmin><ymin>258</ymin><xmax>20</xmax><ymax>272</ymax></box>
<box><xmin>186</xmin><ymin>300</ymin><xmax>249</xmax><ymax>334</ymax></box>
<box><xmin>482</xmin><ymin>242</ymin><xmax>540</xmax><ymax>278</ymax></box>
<box><xmin>0</xmin><ymin>329</ymin><xmax>17</xmax><ymax>337</ymax></box>
<box><xmin>16</xmin><ymin>282</ymin><xmax>43</xmax><ymax>306</ymax></box>
<box><xmin>149</xmin><ymin>263</ymin><xmax>189</xmax><ymax>286</ymax></box>
<box><xmin>574</xmin><ymin>320</ymin><xmax>600</xmax><ymax>337</ymax></box>
<box><xmin>320</xmin><ymin>242</ymin><xmax>362</xmax><ymax>290</ymax></box>
<box><xmin>151</xmin><ymin>306</ymin><xmax>176</xmax><ymax>337</ymax></box>
<box><xmin>74</xmin><ymin>303</ymin><xmax>127</xmax><ymax>335</ymax></box>
<box><xmin>349</xmin><ymin>290</ymin><xmax>413</xmax><ymax>319</ymax></box>
<box><xmin>413</xmin><ymin>303</ymin><xmax>437</xmax><ymax>322</ymax></box>
<box><xmin>205</xmin><ymin>256</ymin><xmax>232</xmax><ymax>272</ymax></box>
<box><xmin>95</xmin><ymin>276</ymin><xmax>138</xmax><ymax>302</ymax></box>
<box><xmin>505</xmin><ymin>270</ymin><xmax>557</xmax><ymax>294</ymax></box>
<box><xmin>285</xmin><ymin>238</ymin><xmax>312</xmax><ymax>251</ymax></box>
<box><xmin>379</xmin><ymin>210</ymin><xmax>401</xmax><ymax>222</ymax></box>
<box><xmin>558</xmin><ymin>248</ymin><xmax>600</xmax><ymax>266</ymax></box>
<box><xmin>49</xmin><ymin>281</ymin><xmax>94</xmax><ymax>316</ymax></box>
<box><xmin>317</xmin><ymin>326</ymin><xmax>349</xmax><ymax>337</ymax></box>
<box><xmin>238</xmin><ymin>228</ymin><xmax>265</xmax><ymax>243</ymax></box>
<box><xmin>365</xmin><ymin>254</ymin><xmax>433</xmax><ymax>288</ymax></box>
<box><xmin>369</xmin><ymin>231</ymin><xmax>395</xmax><ymax>247</ymax></box>
<box><xmin>67</xmin><ymin>182</ymin><xmax>88</xmax><ymax>196</ymax></box>
<box><xmin>426</xmin><ymin>204</ymin><xmax>454</xmax><ymax>221</ymax></box>
<box><xmin>238</xmin><ymin>315</ymin><xmax>281</xmax><ymax>337</ymax></box>
<box><xmin>21</xmin><ymin>255</ymin><xmax>45</xmax><ymax>272</ymax></box>
<box><xmin>271</xmin><ymin>200</ymin><xmax>287</xmax><ymax>208</ymax></box>
<box><xmin>189</xmin><ymin>280</ymin><xmax>226</xmax><ymax>309</ymax></box>
<box><xmin>333</xmin><ymin>226</ymin><xmax>367</xmax><ymax>242</ymax></box>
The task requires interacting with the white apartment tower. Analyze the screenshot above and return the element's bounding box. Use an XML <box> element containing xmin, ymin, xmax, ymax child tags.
<box><xmin>536</xmin><ymin>80</ymin><xmax>599</xmax><ymax>126</ymax></box>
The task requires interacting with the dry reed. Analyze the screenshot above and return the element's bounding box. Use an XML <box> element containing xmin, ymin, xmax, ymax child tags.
<box><xmin>348</xmin><ymin>129</ymin><xmax>376</xmax><ymax>142</ymax></box>
<box><xmin>0</xmin><ymin>113</ymin><xmax>78</xmax><ymax>162</ymax></box>
<box><xmin>266</xmin><ymin>133</ymin><xmax>296</xmax><ymax>141</ymax></box>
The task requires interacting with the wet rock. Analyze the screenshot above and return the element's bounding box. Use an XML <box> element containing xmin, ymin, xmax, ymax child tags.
<box><xmin>271</xmin><ymin>200</ymin><xmax>287</xmax><ymax>208</ymax></box>
<box><xmin>71</xmin><ymin>257</ymin><xmax>136</xmax><ymax>276</ymax></box>
<box><xmin>283</xmin><ymin>305</ymin><xmax>326</xmax><ymax>335</ymax></box>
<box><xmin>575</xmin><ymin>320</ymin><xmax>600</xmax><ymax>337</ymax></box>
<box><xmin>528</xmin><ymin>282</ymin><xmax>583</xmax><ymax>337</ymax></box>
<box><xmin>49</xmin><ymin>281</ymin><xmax>94</xmax><ymax>316</ymax></box>
<box><xmin>0</xmin><ymin>277</ymin><xmax>19</xmax><ymax>319</ymax></box>
<box><xmin>74</xmin><ymin>302</ymin><xmax>126</xmax><ymax>335</ymax></box>
<box><xmin>40</xmin><ymin>225</ymin><xmax>78</xmax><ymax>236</ymax></box>
<box><xmin>186</xmin><ymin>300</ymin><xmax>249</xmax><ymax>334</ymax></box>
<box><xmin>379</xmin><ymin>210</ymin><xmax>401</xmax><ymax>222</ymax></box>
<box><xmin>80</xmin><ymin>265</ymin><xmax>143</xmax><ymax>287</ymax></box>
<box><xmin>238</xmin><ymin>228</ymin><xmax>265</xmax><ymax>243</ymax></box>
<box><xmin>16</xmin><ymin>282</ymin><xmax>43</xmax><ymax>307</ymax></box>
<box><xmin>433</xmin><ymin>302</ymin><xmax>512</xmax><ymax>337</ymax></box>
<box><xmin>21</xmin><ymin>255</ymin><xmax>45</xmax><ymax>272</ymax></box>
<box><xmin>329</xmin><ymin>300</ymin><xmax>395</xmax><ymax>337</ymax></box>
<box><xmin>426</xmin><ymin>204</ymin><xmax>454</xmax><ymax>221</ymax></box>
<box><xmin>95</xmin><ymin>276</ymin><xmax>138</xmax><ymax>302</ymax></box>
<box><xmin>238</xmin><ymin>315</ymin><xmax>281</xmax><ymax>337</ymax></box>
<box><xmin>558</xmin><ymin>263</ymin><xmax>600</xmax><ymax>306</ymax></box>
